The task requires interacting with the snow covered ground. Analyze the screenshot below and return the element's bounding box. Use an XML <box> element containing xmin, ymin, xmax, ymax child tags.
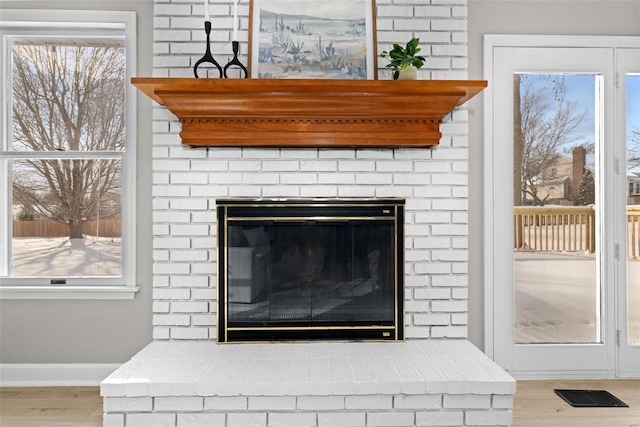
<box><xmin>515</xmin><ymin>251</ymin><xmax>640</xmax><ymax>345</ymax></box>
<box><xmin>12</xmin><ymin>237</ymin><xmax>121</xmax><ymax>277</ymax></box>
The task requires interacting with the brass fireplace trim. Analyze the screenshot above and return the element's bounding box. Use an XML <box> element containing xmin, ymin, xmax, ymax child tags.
<box><xmin>216</xmin><ymin>198</ymin><xmax>405</xmax><ymax>343</ymax></box>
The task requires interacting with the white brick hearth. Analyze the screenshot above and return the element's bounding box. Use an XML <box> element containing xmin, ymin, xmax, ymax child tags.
<box><xmin>102</xmin><ymin>340</ymin><xmax>515</xmax><ymax>427</ymax></box>
<box><xmin>101</xmin><ymin>0</ymin><xmax>516</xmax><ymax>425</ymax></box>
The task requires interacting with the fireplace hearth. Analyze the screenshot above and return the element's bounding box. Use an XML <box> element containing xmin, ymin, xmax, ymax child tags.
<box><xmin>216</xmin><ymin>198</ymin><xmax>405</xmax><ymax>343</ymax></box>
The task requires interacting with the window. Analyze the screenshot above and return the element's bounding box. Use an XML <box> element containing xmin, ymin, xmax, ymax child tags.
<box><xmin>0</xmin><ymin>11</ymin><xmax>137</xmax><ymax>298</ymax></box>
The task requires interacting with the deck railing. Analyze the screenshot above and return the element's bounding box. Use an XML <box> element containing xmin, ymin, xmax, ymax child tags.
<box><xmin>514</xmin><ymin>205</ymin><xmax>640</xmax><ymax>259</ymax></box>
<box><xmin>629</xmin><ymin>206</ymin><xmax>640</xmax><ymax>260</ymax></box>
<box><xmin>514</xmin><ymin>206</ymin><xmax>596</xmax><ymax>253</ymax></box>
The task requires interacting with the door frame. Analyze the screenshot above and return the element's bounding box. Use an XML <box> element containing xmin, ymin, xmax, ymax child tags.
<box><xmin>483</xmin><ymin>35</ymin><xmax>640</xmax><ymax>378</ymax></box>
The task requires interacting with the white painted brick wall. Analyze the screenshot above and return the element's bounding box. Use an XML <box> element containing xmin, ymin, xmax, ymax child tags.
<box><xmin>155</xmin><ymin>397</ymin><xmax>204</xmax><ymax>411</ymax></box>
<box><xmin>416</xmin><ymin>410</ymin><xmax>464</xmax><ymax>426</ymax></box>
<box><xmin>204</xmin><ymin>396</ymin><xmax>247</xmax><ymax>410</ymax></box>
<box><xmin>227</xmin><ymin>412</ymin><xmax>267</xmax><ymax>427</ymax></box>
<box><xmin>368</xmin><ymin>411</ymin><xmax>415</xmax><ymax>427</ymax></box>
<box><xmin>297</xmin><ymin>396</ymin><xmax>345</xmax><ymax>410</ymax></box>
<box><xmin>318</xmin><ymin>412</ymin><xmax>366</xmax><ymax>427</ymax></box>
<box><xmin>152</xmin><ymin>0</ymin><xmax>469</xmax><ymax>341</ymax></box>
<box><xmin>177</xmin><ymin>413</ymin><xmax>226</xmax><ymax>427</ymax></box>
<box><xmin>345</xmin><ymin>395</ymin><xmax>393</xmax><ymax>410</ymax></box>
<box><xmin>103</xmin><ymin>397</ymin><xmax>153</xmax><ymax>412</ymax></box>
<box><xmin>394</xmin><ymin>394</ymin><xmax>443</xmax><ymax>410</ymax></box>
<box><xmin>102</xmin><ymin>413</ymin><xmax>125</xmax><ymax>427</ymax></box>
<box><xmin>443</xmin><ymin>394</ymin><xmax>491</xmax><ymax>409</ymax></box>
<box><xmin>466</xmin><ymin>410</ymin><xmax>513</xmax><ymax>426</ymax></box>
<box><xmin>268</xmin><ymin>412</ymin><xmax>317</xmax><ymax>427</ymax></box>
<box><xmin>105</xmin><ymin>396</ymin><xmax>513</xmax><ymax>427</ymax></box>
<box><xmin>492</xmin><ymin>394</ymin><xmax>515</xmax><ymax>409</ymax></box>
<box><xmin>127</xmin><ymin>413</ymin><xmax>176</xmax><ymax>427</ymax></box>
<box><xmin>249</xmin><ymin>396</ymin><xmax>297</xmax><ymax>411</ymax></box>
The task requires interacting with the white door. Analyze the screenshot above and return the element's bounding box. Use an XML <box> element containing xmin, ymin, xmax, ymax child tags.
<box><xmin>485</xmin><ymin>36</ymin><xmax>640</xmax><ymax>377</ymax></box>
<box><xmin>618</xmin><ymin>48</ymin><xmax>640</xmax><ymax>377</ymax></box>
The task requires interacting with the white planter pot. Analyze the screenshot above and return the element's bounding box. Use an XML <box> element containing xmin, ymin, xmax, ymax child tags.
<box><xmin>396</xmin><ymin>65</ymin><xmax>418</xmax><ymax>80</ymax></box>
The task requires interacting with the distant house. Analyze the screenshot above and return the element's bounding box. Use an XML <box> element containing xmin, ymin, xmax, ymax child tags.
<box><xmin>629</xmin><ymin>172</ymin><xmax>640</xmax><ymax>205</ymax></box>
<box><xmin>525</xmin><ymin>146</ymin><xmax>640</xmax><ymax>206</ymax></box>
<box><xmin>525</xmin><ymin>146</ymin><xmax>594</xmax><ymax>206</ymax></box>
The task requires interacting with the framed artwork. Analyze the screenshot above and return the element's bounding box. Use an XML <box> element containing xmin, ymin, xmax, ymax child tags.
<box><xmin>249</xmin><ymin>0</ymin><xmax>377</xmax><ymax>79</ymax></box>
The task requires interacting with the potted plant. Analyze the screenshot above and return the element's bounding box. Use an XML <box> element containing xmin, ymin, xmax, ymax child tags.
<box><xmin>379</xmin><ymin>37</ymin><xmax>425</xmax><ymax>80</ymax></box>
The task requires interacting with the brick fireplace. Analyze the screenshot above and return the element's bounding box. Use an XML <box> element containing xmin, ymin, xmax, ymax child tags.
<box><xmin>100</xmin><ymin>1</ymin><xmax>515</xmax><ymax>426</ymax></box>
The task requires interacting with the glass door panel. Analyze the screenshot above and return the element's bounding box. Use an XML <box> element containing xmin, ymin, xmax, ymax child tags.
<box><xmin>626</xmin><ymin>74</ymin><xmax>640</xmax><ymax>346</ymax></box>
<box><xmin>513</xmin><ymin>73</ymin><xmax>601</xmax><ymax>345</ymax></box>
<box><xmin>489</xmin><ymin>44</ymin><xmax>615</xmax><ymax>375</ymax></box>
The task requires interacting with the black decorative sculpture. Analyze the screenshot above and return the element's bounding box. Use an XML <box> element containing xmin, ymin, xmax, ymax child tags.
<box><xmin>224</xmin><ymin>41</ymin><xmax>248</xmax><ymax>78</ymax></box>
<box><xmin>194</xmin><ymin>21</ymin><xmax>247</xmax><ymax>79</ymax></box>
<box><xmin>193</xmin><ymin>21</ymin><xmax>222</xmax><ymax>78</ymax></box>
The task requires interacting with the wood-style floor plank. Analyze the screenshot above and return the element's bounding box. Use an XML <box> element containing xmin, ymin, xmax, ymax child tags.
<box><xmin>0</xmin><ymin>380</ymin><xmax>638</xmax><ymax>426</ymax></box>
<box><xmin>513</xmin><ymin>379</ymin><xmax>640</xmax><ymax>427</ymax></box>
<box><xmin>0</xmin><ymin>386</ymin><xmax>102</xmax><ymax>427</ymax></box>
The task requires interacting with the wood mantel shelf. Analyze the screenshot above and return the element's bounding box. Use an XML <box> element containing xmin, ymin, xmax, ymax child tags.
<box><xmin>132</xmin><ymin>78</ymin><xmax>487</xmax><ymax>148</ymax></box>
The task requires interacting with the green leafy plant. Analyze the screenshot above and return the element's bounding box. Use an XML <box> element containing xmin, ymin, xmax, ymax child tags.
<box><xmin>379</xmin><ymin>37</ymin><xmax>425</xmax><ymax>80</ymax></box>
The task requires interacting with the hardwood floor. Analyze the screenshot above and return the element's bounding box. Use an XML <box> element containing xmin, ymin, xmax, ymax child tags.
<box><xmin>513</xmin><ymin>379</ymin><xmax>640</xmax><ymax>427</ymax></box>
<box><xmin>0</xmin><ymin>386</ymin><xmax>102</xmax><ymax>427</ymax></box>
<box><xmin>0</xmin><ymin>380</ymin><xmax>638</xmax><ymax>426</ymax></box>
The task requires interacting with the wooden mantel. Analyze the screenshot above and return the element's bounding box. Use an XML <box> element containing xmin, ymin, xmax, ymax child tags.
<box><xmin>132</xmin><ymin>78</ymin><xmax>487</xmax><ymax>148</ymax></box>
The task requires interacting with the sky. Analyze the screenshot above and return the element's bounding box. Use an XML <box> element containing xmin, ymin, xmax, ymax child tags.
<box><xmin>525</xmin><ymin>73</ymin><xmax>640</xmax><ymax>153</ymax></box>
<box><xmin>628</xmin><ymin>75</ymin><xmax>640</xmax><ymax>138</ymax></box>
<box><xmin>255</xmin><ymin>0</ymin><xmax>366</xmax><ymax>20</ymax></box>
<box><xmin>560</xmin><ymin>74</ymin><xmax>596</xmax><ymax>148</ymax></box>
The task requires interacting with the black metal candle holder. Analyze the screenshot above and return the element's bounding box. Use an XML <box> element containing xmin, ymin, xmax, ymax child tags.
<box><xmin>224</xmin><ymin>41</ymin><xmax>248</xmax><ymax>78</ymax></box>
<box><xmin>194</xmin><ymin>21</ymin><xmax>222</xmax><ymax>78</ymax></box>
<box><xmin>194</xmin><ymin>21</ymin><xmax>247</xmax><ymax>79</ymax></box>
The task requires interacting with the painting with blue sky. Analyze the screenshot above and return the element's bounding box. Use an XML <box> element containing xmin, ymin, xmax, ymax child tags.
<box><xmin>249</xmin><ymin>0</ymin><xmax>376</xmax><ymax>79</ymax></box>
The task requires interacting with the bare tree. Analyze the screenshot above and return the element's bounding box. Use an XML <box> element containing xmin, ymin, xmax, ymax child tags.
<box><xmin>513</xmin><ymin>75</ymin><xmax>524</xmax><ymax>206</ymax></box>
<box><xmin>11</xmin><ymin>44</ymin><xmax>125</xmax><ymax>239</ymax></box>
<box><xmin>513</xmin><ymin>75</ymin><xmax>525</xmax><ymax>247</ymax></box>
<box><xmin>628</xmin><ymin>126</ymin><xmax>640</xmax><ymax>171</ymax></box>
<box><xmin>517</xmin><ymin>76</ymin><xmax>586</xmax><ymax>206</ymax></box>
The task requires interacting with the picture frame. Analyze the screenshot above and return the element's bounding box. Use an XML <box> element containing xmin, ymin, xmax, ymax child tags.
<box><xmin>248</xmin><ymin>0</ymin><xmax>377</xmax><ymax>79</ymax></box>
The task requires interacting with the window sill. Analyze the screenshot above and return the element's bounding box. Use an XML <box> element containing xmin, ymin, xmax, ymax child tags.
<box><xmin>0</xmin><ymin>286</ymin><xmax>140</xmax><ymax>300</ymax></box>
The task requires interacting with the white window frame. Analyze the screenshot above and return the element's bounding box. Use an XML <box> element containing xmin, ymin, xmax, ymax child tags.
<box><xmin>0</xmin><ymin>10</ymin><xmax>138</xmax><ymax>299</ymax></box>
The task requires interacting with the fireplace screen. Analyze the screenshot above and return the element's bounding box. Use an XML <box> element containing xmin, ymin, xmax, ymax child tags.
<box><xmin>216</xmin><ymin>199</ymin><xmax>404</xmax><ymax>343</ymax></box>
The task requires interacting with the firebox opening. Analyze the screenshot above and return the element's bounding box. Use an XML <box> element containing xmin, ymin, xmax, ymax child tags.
<box><xmin>216</xmin><ymin>199</ymin><xmax>405</xmax><ymax>343</ymax></box>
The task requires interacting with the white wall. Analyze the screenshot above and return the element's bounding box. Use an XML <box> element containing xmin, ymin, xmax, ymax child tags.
<box><xmin>0</xmin><ymin>0</ymin><xmax>154</xmax><ymax>363</ymax></box>
<box><xmin>466</xmin><ymin>0</ymin><xmax>640</xmax><ymax>350</ymax></box>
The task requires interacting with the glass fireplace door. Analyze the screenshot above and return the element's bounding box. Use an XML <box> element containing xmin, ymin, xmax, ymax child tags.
<box><xmin>217</xmin><ymin>199</ymin><xmax>405</xmax><ymax>343</ymax></box>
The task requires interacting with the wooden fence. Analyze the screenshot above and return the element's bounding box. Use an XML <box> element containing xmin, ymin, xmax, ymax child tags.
<box><xmin>514</xmin><ymin>205</ymin><xmax>640</xmax><ymax>259</ymax></box>
<box><xmin>13</xmin><ymin>219</ymin><xmax>121</xmax><ymax>238</ymax></box>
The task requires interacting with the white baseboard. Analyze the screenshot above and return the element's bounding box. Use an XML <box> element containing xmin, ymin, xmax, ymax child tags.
<box><xmin>508</xmin><ymin>370</ymin><xmax>622</xmax><ymax>380</ymax></box>
<box><xmin>0</xmin><ymin>363</ymin><xmax>121</xmax><ymax>387</ymax></box>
